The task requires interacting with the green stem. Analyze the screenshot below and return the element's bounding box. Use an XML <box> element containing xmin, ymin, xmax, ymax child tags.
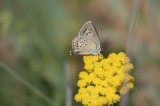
<box><xmin>0</xmin><ymin>61</ymin><xmax>54</xmax><ymax>105</ymax></box>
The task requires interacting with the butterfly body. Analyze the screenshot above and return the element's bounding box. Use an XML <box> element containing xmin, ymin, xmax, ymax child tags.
<box><xmin>72</xmin><ymin>21</ymin><xmax>101</xmax><ymax>55</ymax></box>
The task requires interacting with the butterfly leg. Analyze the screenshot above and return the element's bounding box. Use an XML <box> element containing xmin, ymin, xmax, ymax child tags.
<box><xmin>97</xmin><ymin>53</ymin><xmax>101</xmax><ymax>61</ymax></box>
<box><xmin>96</xmin><ymin>54</ymin><xmax>98</xmax><ymax>61</ymax></box>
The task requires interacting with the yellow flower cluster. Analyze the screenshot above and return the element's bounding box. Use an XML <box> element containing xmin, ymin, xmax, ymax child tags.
<box><xmin>75</xmin><ymin>52</ymin><xmax>134</xmax><ymax>106</ymax></box>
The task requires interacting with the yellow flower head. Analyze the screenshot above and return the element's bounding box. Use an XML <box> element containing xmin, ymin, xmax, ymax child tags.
<box><xmin>75</xmin><ymin>52</ymin><xmax>134</xmax><ymax>106</ymax></box>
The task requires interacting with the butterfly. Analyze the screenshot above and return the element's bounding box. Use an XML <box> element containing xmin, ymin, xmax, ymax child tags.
<box><xmin>71</xmin><ymin>21</ymin><xmax>102</xmax><ymax>55</ymax></box>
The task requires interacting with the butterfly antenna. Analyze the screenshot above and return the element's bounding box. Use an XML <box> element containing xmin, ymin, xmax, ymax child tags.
<box><xmin>70</xmin><ymin>50</ymin><xmax>73</xmax><ymax>55</ymax></box>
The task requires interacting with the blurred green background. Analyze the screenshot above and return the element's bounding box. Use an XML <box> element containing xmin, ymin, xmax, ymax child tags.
<box><xmin>0</xmin><ymin>0</ymin><xmax>160</xmax><ymax>106</ymax></box>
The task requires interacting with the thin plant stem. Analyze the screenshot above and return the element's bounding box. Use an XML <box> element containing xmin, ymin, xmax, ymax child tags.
<box><xmin>64</xmin><ymin>61</ymin><xmax>72</xmax><ymax>106</ymax></box>
<box><xmin>120</xmin><ymin>0</ymin><xmax>141</xmax><ymax>106</ymax></box>
<box><xmin>0</xmin><ymin>61</ymin><xmax>54</xmax><ymax>105</ymax></box>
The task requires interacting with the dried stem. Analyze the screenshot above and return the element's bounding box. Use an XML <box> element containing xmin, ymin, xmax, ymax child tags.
<box><xmin>64</xmin><ymin>61</ymin><xmax>72</xmax><ymax>106</ymax></box>
<box><xmin>120</xmin><ymin>0</ymin><xmax>141</xmax><ymax>106</ymax></box>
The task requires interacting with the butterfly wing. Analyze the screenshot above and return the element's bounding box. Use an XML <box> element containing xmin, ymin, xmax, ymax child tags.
<box><xmin>72</xmin><ymin>36</ymin><xmax>97</xmax><ymax>55</ymax></box>
<box><xmin>78</xmin><ymin>21</ymin><xmax>100</xmax><ymax>50</ymax></box>
<box><xmin>72</xmin><ymin>21</ymin><xmax>101</xmax><ymax>55</ymax></box>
